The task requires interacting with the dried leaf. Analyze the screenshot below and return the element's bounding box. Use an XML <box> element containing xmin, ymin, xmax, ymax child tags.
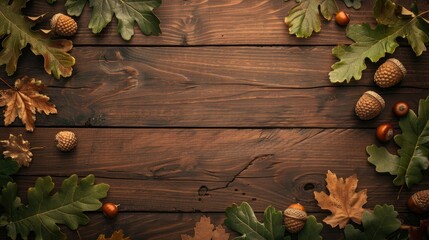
<box><xmin>0</xmin><ymin>0</ymin><xmax>75</xmax><ymax>78</ymax></box>
<box><xmin>182</xmin><ymin>216</ymin><xmax>230</xmax><ymax>240</ymax></box>
<box><xmin>314</xmin><ymin>170</ymin><xmax>367</xmax><ymax>228</ymax></box>
<box><xmin>0</xmin><ymin>134</ymin><xmax>33</xmax><ymax>167</ymax></box>
<box><xmin>0</xmin><ymin>76</ymin><xmax>57</xmax><ymax>132</ymax></box>
<box><xmin>97</xmin><ymin>229</ymin><xmax>132</xmax><ymax>240</ymax></box>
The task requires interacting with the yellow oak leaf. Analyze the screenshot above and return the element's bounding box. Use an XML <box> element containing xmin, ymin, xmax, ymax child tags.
<box><xmin>0</xmin><ymin>76</ymin><xmax>57</xmax><ymax>132</ymax></box>
<box><xmin>314</xmin><ymin>170</ymin><xmax>367</xmax><ymax>229</ymax></box>
<box><xmin>1</xmin><ymin>134</ymin><xmax>33</xmax><ymax>167</ymax></box>
<box><xmin>97</xmin><ymin>229</ymin><xmax>131</xmax><ymax>240</ymax></box>
<box><xmin>182</xmin><ymin>216</ymin><xmax>230</xmax><ymax>240</ymax></box>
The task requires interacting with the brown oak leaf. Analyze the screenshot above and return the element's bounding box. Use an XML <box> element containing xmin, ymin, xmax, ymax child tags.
<box><xmin>182</xmin><ymin>216</ymin><xmax>230</xmax><ymax>240</ymax></box>
<box><xmin>314</xmin><ymin>170</ymin><xmax>367</xmax><ymax>229</ymax></box>
<box><xmin>0</xmin><ymin>76</ymin><xmax>57</xmax><ymax>132</ymax></box>
<box><xmin>1</xmin><ymin>134</ymin><xmax>33</xmax><ymax>167</ymax></box>
<box><xmin>97</xmin><ymin>229</ymin><xmax>131</xmax><ymax>240</ymax></box>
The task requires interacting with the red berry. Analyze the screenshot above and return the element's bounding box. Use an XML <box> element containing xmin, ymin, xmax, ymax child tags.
<box><xmin>376</xmin><ymin>123</ymin><xmax>394</xmax><ymax>142</ymax></box>
<box><xmin>393</xmin><ymin>101</ymin><xmax>409</xmax><ymax>117</ymax></box>
<box><xmin>102</xmin><ymin>202</ymin><xmax>119</xmax><ymax>218</ymax></box>
<box><xmin>335</xmin><ymin>11</ymin><xmax>350</xmax><ymax>26</ymax></box>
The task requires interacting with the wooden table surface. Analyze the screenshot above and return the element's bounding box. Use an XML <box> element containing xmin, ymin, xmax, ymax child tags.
<box><xmin>1</xmin><ymin>0</ymin><xmax>429</xmax><ymax>239</ymax></box>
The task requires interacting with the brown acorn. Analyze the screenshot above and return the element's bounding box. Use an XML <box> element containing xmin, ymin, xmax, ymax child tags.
<box><xmin>355</xmin><ymin>91</ymin><xmax>385</xmax><ymax>120</ymax></box>
<box><xmin>408</xmin><ymin>190</ymin><xmax>429</xmax><ymax>214</ymax></box>
<box><xmin>55</xmin><ymin>131</ymin><xmax>78</xmax><ymax>152</ymax></box>
<box><xmin>374</xmin><ymin>58</ymin><xmax>406</xmax><ymax>88</ymax></box>
<box><xmin>284</xmin><ymin>203</ymin><xmax>307</xmax><ymax>233</ymax></box>
<box><xmin>50</xmin><ymin>13</ymin><xmax>78</xmax><ymax>37</ymax></box>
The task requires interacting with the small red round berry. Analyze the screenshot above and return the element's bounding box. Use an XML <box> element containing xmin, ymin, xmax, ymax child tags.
<box><xmin>102</xmin><ymin>202</ymin><xmax>119</xmax><ymax>218</ymax></box>
<box><xmin>393</xmin><ymin>101</ymin><xmax>409</xmax><ymax>117</ymax></box>
<box><xmin>376</xmin><ymin>123</ymin><xmax>394</xmax><ymax>142</ymax></box>
<box><xmin>335</xmin><ymin>11</ymin><xmax>350</xmax><ymax>26</ymax></box>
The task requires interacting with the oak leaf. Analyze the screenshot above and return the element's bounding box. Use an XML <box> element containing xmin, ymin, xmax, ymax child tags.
<box><xmin>0</xmin><ymin>134</ymin><xmax>33</xmax><ymax>167</ymax></box>
<box><xmin>344</xmin><ymin>205</ymin><xmax>401</xmax><ymax>239</ymax></box>
<box><xmin>182</xmin><ymin>216</ymin><xmax>230</xmax><ymax>240</ymax></box>
<box><xmin>329</xmin><ymin>0</ymin><xmax>429</xmax><ymax>83</ymax></box>
<box><xmin>97</xmin><ymin>229</ymin><xmax>132</xmax><ymax>240</ymax></box>
<box><xmin>314</xmin><ymin>170</ymin><xmax>367</xmax><ymax>228</ymax></box>
<box><xmin>0</xmin><ymin>76</ymin><xmax>57</xmax><ymax>132</ymax></box>
<box><xmin>65</xmin><ymin>0</ymin><xmax>162</xmax><ymax>41</ymax></box>
<box><xmin>367</xmin><ymin>96</ymin><xmax>429</xmax><ymax>188</ymax></box>
<box><xmin>0</xmin><ymin>174</ymin><xmax>109</xmax><ymax>240</ymax></box>
<box><xmin>285</xmin><ymin>0</ymin><xmax>338</xmax><ymax>38</ymax></box>
<box><xmin>0</xmin><ymin>0</ymin><xmax>75</xmax><ymax>78</ymax></box>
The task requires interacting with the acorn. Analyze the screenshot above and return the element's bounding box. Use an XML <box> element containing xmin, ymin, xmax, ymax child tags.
<box><xmin>50</xmin><ymin>13</ymin><xmax>78</xmax><ymax>37</ymax></box>
<box><xmin>408</xmin><ymin>190</ymin><xmax>429</xmax><ymax>214</ymax></box>
<box><xmin>355</xmin><ymin>91</ymin><xmax>385</xmax><ymax>120</ymax></box>
<box><xmin>284</xmin><ymin>203</ymin><xmax>307</xmax><ymax>233</ymax></box>
<box><xmin>55</xmin><ymin>131</ymin><xmax>78</xmax><ymax>152</ymax></box>
<box><xmin>374</xmin><ymin>58</ymin><xmax>406</xmax><ymax>88</ymax></box>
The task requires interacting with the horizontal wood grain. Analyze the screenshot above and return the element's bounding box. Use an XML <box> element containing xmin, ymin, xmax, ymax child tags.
<box><xmin>1</xmin><ymin>46</ymin><xmax>428</xmax><ymax>128</ymax></box>
<box><xmin>24</xmin><ymin>0</ymin><xmax>378</xmax><ymax>46</ymax></box>
<box><xmin>2</xmin><ymin>128</ymin><xmax>427</xmax><ymax>213</ymax></box>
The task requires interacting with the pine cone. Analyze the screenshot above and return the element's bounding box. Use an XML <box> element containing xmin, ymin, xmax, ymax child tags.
<box><xmin>55</xmin><ymin>131</ymin><xmax>78</xmax><ymax>152</ymax></box>
<box><xmin>50</xmin><ymin>13</ymin><xmax>78</xmax><ymax>37</ymax></box>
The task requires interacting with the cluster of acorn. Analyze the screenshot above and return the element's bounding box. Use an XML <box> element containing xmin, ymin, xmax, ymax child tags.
<box><xmin>354</xmin><ymin>58</ymin><xmax>409</xmax><ymax>142</ymax></box>
<box><xmin>408</xmin><ymin>190</ymin><xmax>429</xmax><ymax>234</ymax></box>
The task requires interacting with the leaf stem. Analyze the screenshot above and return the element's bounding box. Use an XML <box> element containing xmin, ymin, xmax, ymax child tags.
<box><xmin>417</xmin><ymin>9</ymin><xmax>429</xmax><ymax>17</ymax></box>
<box><xmin>30</xmin><ymin>146</ymin><xmax>45</xmax><ymax>151</ymax></box>
<box><xmin>0</xmin><ymin>77</ymin><xmax>13</xmax><ymax>89</ymax></box>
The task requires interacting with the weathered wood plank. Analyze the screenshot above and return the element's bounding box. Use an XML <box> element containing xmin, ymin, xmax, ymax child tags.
<box><xmin>2</xmin><ymin>128</ymin><xmax>427</xmax><ymax>213</ymax></box>
<box><xmin>24</xmin><ymin>0</ymin><xmax>378</xmax><ymax>46</ymax></box>
<box><xmin>1</xmin><ymin>46</ymin><xmax>428</xmax><ymax>128</ymax></box>
<box><xmin>0</xmin><ymin>211</ymin><xmax>422</xmax><ymax>239</ymax></box>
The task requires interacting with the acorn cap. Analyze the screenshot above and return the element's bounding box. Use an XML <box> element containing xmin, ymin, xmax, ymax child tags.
<box><xmin>50</xmin><ymin>13</ymin><xmax>78</xmax><ymax>37</ymax></box>
<box><xmin>55</xmin><ymin>131</ymin><xmax>78</xmax><ymax>152</ymax></box>
<box><xmin>408</xmin><ymin>190</ymin><xmax>429</xmax><ymax>214</ymax></box>
<box><xmin>355</xmin><ymin>91</ymin><xmax>385</xmax><ymax>120</ymax></box>
<box><xmin>374</xmin><ymin>58</ymin><xmax>406</xmax><ymax>88</ymax></box>
<box><xmin>284</xmin><ymin>204</ymin><xmax>307</xmax><ymax>233</ymax></box>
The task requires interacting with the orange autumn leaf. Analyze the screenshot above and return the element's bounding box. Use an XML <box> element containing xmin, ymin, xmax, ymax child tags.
<box><xmin>0</xmin><ymin>76</ymin><xmax>57</xmax><ymax>132</ymax></box>
<box><xmin>182</xmin><ymin>216</ymin><xmax>230</xmax><ymax>240</ymax></box>
<box><xmin>97</xmin><ymin>229</ymin><xmax>131</xmax><ymax>240</ymax></box>
<box><xmin>314</xmin><ymin>170</ymin><xmax>367</xmax><ymax>229</ymax></box>
<box><xmin>0</xmin><ymin>134</ymin><xmax>33</xmax><ymax>167</ymax></box>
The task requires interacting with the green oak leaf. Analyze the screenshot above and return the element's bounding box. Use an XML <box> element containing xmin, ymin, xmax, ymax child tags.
<box><xmin>46</xmin><ymin>0</ymin><xmax>56</xmax><ymax>4</ymax></box>
<box><xmin>0</xmin><ymin>157</ymin><xmax>20</xmax><ymax>188</ymax></box>
<box><xmin>285</xmin><ymin>0</ymin><xmax>338</xmax><ymax>38</ymax></box>
<box><xmin>344</xmin><ymin>205</ymin><xmax>401</xmax><ymax>239</ymax></box>
<box><xmin>295</xmin><ymin>215</ymin><xmax>323</xmax><ymax>239</ymax></box>
<box><xmin>0</xmin><ymin>174</ymin><xmax>109</xmax><ymax>240</ymax></box>
<box><xmin>367</xmin><ymin>96</ymin><xmax>429</xmax><ymax>188</ymax></box>
<box><xmin>329</xmin><ymin>0</ymin><xmax>429</xmax><ymax>83</ymax></box>
<box><xmin>0</xmin><ymin>0</ymin><xmax>75</xmax><ymax>79</ymax></box>
<box><xmin>224</xmin><ymin>202</ymin><xmax>284</xmax><ymax>240</ymax></box>
<box><xmin>65</xmin><ymin>0</ymin><xmax>162</xmax><ymax>40</ymax></box>
<box><xmin>343</xmin><ymin>0</ymin><xmax>361</xmax><ymax>9</ymax></box>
